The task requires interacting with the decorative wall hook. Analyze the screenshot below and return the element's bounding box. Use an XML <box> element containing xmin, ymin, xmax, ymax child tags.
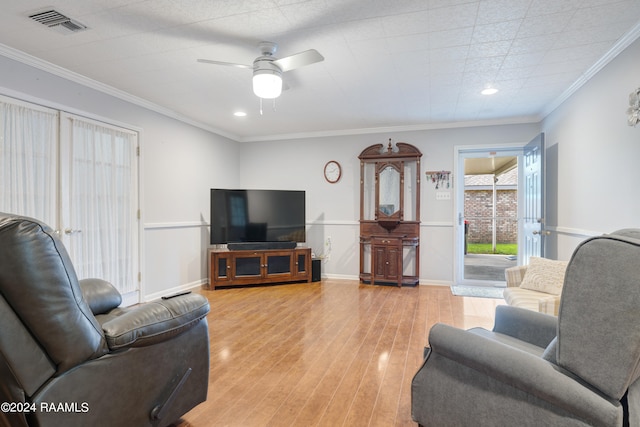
<box><xmin>425</xmin><ymin>171</ymin><xmax>451</xmax><ymax>189</ymax></box>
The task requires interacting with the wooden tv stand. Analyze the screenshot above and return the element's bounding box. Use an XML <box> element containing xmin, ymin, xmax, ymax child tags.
<box><xmin>208</xmin><ymin>247</ymin><xmax>312</xmax><ymax>289</ymax></box>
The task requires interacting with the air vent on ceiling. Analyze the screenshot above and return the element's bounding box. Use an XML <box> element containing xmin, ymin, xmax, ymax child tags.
<box><xmin>29</xmin><ymin>9</ymin><xmax>88</xmax><ymax>34</ymax></box>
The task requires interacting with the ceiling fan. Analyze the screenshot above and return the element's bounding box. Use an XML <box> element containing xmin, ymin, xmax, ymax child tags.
<box><xmin>198</xmin><ymin>41</ymin><xmax>324</xmax><ymax>99</ymax></box>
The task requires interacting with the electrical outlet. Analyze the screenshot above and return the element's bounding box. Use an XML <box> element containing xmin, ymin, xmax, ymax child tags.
<box><xmin>436</xmin><ymin>191</ymin><xmax>451</xmax><ymax>201</ymax></box>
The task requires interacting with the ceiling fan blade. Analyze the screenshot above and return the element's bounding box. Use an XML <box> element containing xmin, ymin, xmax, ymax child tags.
<box><xmin>273</xmin><ymin>49</ymin><xmax>324</xmax><ymax>72</ymax></box>
<box><xmin>197</xmin><ymin>59</ymin><xmax>252</xmax><ymax>69</ymax></box>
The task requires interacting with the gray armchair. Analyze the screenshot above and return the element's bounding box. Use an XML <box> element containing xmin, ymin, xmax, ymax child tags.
<box><xmin>412</xmin><ymin>229</ymin><xmax>640</xmax><ymax>426</ymax></box>
<box><xmin>0</xmin><ymin>213</ymin><xmax>210</xmax><ymax>427</ymax></box>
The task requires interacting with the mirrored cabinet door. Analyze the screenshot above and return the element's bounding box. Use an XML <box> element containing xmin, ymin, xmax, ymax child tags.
<box><xmin>361</xmin><ymin>162</ymin><xmax>376</xmax><ymax>221</ymax></box>
<box><xmin>403</xmin><ymin>161</ymin><xmax>418</xmax><ymax>221</ymax></box>
<box><xmin>378</xmin><ymin>164</ymin><xmax>401</xmax><ymax>218</ymax></box>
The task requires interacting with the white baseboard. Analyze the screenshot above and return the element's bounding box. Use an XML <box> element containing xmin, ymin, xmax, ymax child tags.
<box><xmin>321</xmin><ymin>273</ymin><xmax>359</xmax><ymax>281</ymax></box>
<box><xmin>418</xmin><ymin>280</ymin><xmax>453</xmax><ymax>286</ymax></box>
<box><xmin>320</xmin><ymin>274</ymin><xmax>451</xmax><ymax>287</ymax></box>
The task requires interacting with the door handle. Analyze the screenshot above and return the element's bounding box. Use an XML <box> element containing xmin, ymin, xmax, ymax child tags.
<box><xmin>64</xmin><ymin>228</ymin><xmax>82</xmax><ymax>235</ymax></box>
<box><xmin>532</xmin><ymin>230</ymin><xmax>551</xmax><ymax>236</ymax></box>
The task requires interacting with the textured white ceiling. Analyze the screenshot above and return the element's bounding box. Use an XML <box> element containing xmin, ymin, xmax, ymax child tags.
<box><xmin>0</xmin><ymin>0</ymin><xmax>639</xmax><ymax>141</ymax></box>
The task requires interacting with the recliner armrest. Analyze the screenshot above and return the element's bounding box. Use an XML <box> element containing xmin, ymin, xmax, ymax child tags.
<box><xmin>493</xmin><ymin>305</ymin><xmax>557</xmax><ymax>348</ymax></box>
<box><xmin>79</xmin><ymin>278</ymin><xmax>122</xmax><ymax>315</ymax></box>
<box><xmin>101</xmin><ymin>293</ymin><xmax>210</xmax><ymax>350</ymax></box>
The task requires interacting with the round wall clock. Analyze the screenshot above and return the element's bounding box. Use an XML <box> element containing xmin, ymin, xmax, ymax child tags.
<box><xmin>323</xmin><ymin>160</ymin><xmax>342</xmax><ymax>183</ymax></box>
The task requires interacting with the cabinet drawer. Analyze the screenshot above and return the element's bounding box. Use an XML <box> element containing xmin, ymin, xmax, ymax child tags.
<box><xmin>371</xmin><ymin>237</ymin><xmax>402</xmax><ymax>246</ymax></box>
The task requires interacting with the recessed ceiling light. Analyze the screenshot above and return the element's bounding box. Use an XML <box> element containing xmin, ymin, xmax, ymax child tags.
<box><xmin>481</xmin><ymin>87</ymin><xmax>498</xmax><ymax>95</ymax></box>
<box><xmin>233</xmin><ymin>111</ymin><xmax>247</xmax><ymax>117</ymax></box>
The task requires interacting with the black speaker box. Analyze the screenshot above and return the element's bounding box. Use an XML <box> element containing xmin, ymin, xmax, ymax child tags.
<box><xmin>312</xmin><ymin>258</ymin><xmax>321</xmax><ymax>282</ymax></box>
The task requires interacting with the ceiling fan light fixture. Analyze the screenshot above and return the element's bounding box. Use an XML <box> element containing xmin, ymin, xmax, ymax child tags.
<box><xmin>198</xmin><ymin>41</ymin><xmax>323</xmax><ymax>101</ymax></box>
<box><xmin>253</xmin><ymin>69</ymin><xmax>282</xmax><ymax>99</ymax></box>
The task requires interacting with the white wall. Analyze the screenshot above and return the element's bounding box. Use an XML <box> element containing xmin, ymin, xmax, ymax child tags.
<box><xmin>543</xmin><ymin>38</ymin><xmax>640</xmax><ymax>260</ymax></box>
<box><xmin>0</xmin><ymin>53</ymin><xmax>241</xmax><ymax>300</ymax></box>
<box><xmin>141</xmin><ymin>123</ymin><xmax>239</xmax><ymax>297</ymax></box>
<box><xmin>238</xmin><ymin>123</ymin><xmax>540</xmax><ymax>284</ymax></box>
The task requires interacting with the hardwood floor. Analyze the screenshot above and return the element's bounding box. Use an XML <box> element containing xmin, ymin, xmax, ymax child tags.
<box><xmin>177</xmin><ymin>280</ymin><xmax>504</xmax><ymax>427</ymax></box>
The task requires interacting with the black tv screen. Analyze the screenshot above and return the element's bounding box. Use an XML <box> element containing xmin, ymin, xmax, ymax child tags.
<box><xmin>210</xmin><ymin>189</ymin><xmax>306</xmax><ymax>244</ymax></box>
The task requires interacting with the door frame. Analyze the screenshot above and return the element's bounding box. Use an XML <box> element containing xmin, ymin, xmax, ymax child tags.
<box><xmin>453</xmin><ymin>143</ymin><xmax>526</xmax><ymax>286</ymax></box>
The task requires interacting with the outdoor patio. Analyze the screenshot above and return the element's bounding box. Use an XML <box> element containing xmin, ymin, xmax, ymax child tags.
<box><xmin>464</xmin><ymin>253</ymin><xmax>517</xmax><ymax>282</ymax></box>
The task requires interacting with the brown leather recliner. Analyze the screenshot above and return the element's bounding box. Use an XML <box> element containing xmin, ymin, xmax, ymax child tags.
<box><xmin>0</xmin><ymin>213</ymin><xmax>210</xmax><ymax>427</ymax></box>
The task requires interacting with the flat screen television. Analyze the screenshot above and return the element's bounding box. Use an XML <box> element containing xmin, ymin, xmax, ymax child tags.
<box><xmin>210</xmin><ymin>189</ymin><xmax>305</xmax><ymax>246</ymax></box>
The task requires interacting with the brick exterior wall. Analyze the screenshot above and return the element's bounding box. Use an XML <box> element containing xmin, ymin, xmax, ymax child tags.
<box><xmin>464</xmin><ymin>189</ymin><xmax>517</xmax><ymax>244</ymax></box>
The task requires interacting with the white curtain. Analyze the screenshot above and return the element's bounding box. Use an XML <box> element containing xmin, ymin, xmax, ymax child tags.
<box><xmin>0</xmin><ymin>99</ymin><xmax>58</xmax><ymax>225</ymax></box>
<box><xmin>66</xmin><ymin>117</ymin><xmax>138</xmax><ymax>294</ymax></box>
<box><xmin>0</xmin><ymin>96</ymin><xmax>139</xmax><ymax>297</ymax></box>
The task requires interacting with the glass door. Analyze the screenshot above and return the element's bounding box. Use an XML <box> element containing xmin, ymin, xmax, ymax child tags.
<box><xmin>265</xmin><ymin>251</ymin><xmax>293</xmax><ymax>279</ymax></box>
<box><xmin>0</xmin><ymin>98</ymin><xmax>141</xmax><ymax>302</ymax></box>
<box><xmin>0</xmin><ymin>96</ymin><xmax>58</xmax><ymax>226</ymax></box>
<box><xmin>454</xmin><ymin>146</ymin><xmax>523</xmax><ymax>286</ymax></box>
<box><xmin>232</xmin><ymin>252</ymin><xmax>263</xmax><ymax>279</ymax></box>
<box><xmin>294</xmin><ymin>250</ymin><xmax>309</xmax><ymax>278</ymax></box>
<box><xmin>59</xmin><ymin>113</ymin><xmax>140</xmax><ymax>298</ymax></box>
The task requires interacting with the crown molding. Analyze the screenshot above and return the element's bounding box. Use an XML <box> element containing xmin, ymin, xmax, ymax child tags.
<box><xmin>0</xmin><ymin>42</ymin><xmax>544</xmax><ymax>144</ymax></box>
<box><xmin>239</xmin><ymin>115</ymin><xmax>543</xmax><ymax>143</ymax></box>
<box><xmin>542</xmin><ymin>22</ymin><xmax>640</xmax><ymax>118</ymax></box>
<box><xmin>0</xmin><ymin>43</ymin><xmax>240</xmax><ymax>142</ymax></box>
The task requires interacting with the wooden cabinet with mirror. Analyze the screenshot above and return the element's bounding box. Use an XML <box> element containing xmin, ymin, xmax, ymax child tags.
<box><xmin>359</xmin><ymin>140</ymin><xmax>421</xmax><ymax>286</ymax></box>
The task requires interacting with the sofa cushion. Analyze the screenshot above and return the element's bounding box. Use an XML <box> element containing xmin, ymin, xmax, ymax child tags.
<box><xmin>519</xmin><ymin>257</ymin><xmax>568</xmax><ymax>295</ymax></box>
<box><xmin>503</xmin><ymin>287</ymin><xmax>562</xmax><ymax>315</ymax></box>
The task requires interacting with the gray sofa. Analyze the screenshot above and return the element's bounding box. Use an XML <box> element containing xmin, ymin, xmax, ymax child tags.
<box><xmin>0</xmin><ymin>213</ymin><xmax>210</xmax><ymax>427</ymax></box>
<box><xmin>412</xmin><ymin>229</ymin><xmax>640</xmax><ymax>426</ymax></box>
